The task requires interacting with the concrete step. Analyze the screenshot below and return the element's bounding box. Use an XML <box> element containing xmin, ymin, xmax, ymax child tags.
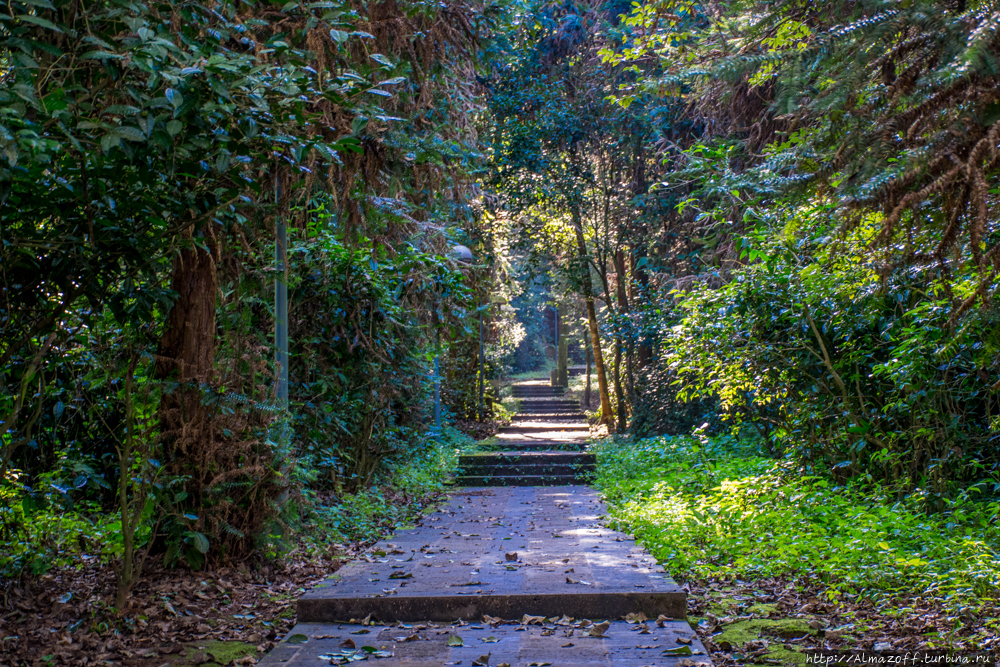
<box><xmin>459</xmin><ymin>452</ymin><xmax>596</xmax><ymax>466</ymax></box>
<box><xmin>499</xmin><ymin>425</ymin><xmax>589</xmax><ymax>434</ymax></box>
<box><xmin>458</xmin><ymin>460</ymin><xmax>596</xmax><ymax>475</ymax></box>
<box><xmin>514</xmin><ymin>411</ymin><xmax>587</xmax><ymax>424</ymax></box>
<box><xmin>455</xmin><ymin>474</ymin><xmax>590</xmax><ymax>486</ymax></box>
<box><xmin>511</xmin><ymin>387</ymin><xmax>565</xmax><ymax>395</ymax></box>
<box><xmin>516</xmin><ymin>412</ymin><xmax>582</xmax><ymax>418</ymax></box>
<box><xmin>458</xmin><ymin>464</ymin><xmax>594</xmax><ymax>477</ymax></box>
<box><xmin>511</xmin><ymin>389</ymin><xmax>565</xmax><ymax>395</ymax></box>
<box><xmin>515</xmin><ymin>412</ymin><xmax>583</xmax><ymax>418</ymax></box>
<box><xmin>295</xmin><ymin>486</ymin><xmax>687</xmax><ymax>623</ymax></box>
<box><xmin>482</xmin><ymin>442</ymin><xmax>586</xmax><ymax>452</ymax></box>
<box><xmin>512</xmin><ymin>413</ymin><xmax>587</xmax><ymax>420</ymax></box>
<box><xmin>263</xmin><ymin>619</ymin><xmax>711</xmax><ymax>667</ymax></box>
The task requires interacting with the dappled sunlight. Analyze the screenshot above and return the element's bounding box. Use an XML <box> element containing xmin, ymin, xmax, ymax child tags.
<box><xmin>595</xmin><ymin>435</ymin><xmax>1000</xmax><ymax>616</ymax></box>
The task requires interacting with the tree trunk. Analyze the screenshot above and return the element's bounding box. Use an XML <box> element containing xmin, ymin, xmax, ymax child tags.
<box><xmin>614</xmin><ymin>249</ymin><xmax>636</xmax><ymax>420</ymax></box>
<box><xmin>570</xmin><ymin>205</ymin><xmax>613</xmax><ymax>426</ymax></box>
<box><xmin>636</xmin><ymin>252</ymin><xmax>652</xmax><ymax>369</ymax></box>
<box><xmin>557</xmin><ymin>305</ymin><xmax>568</xmax><ymax>386</ymax></box>
<box><xmin>613</xmin><ymin>339</ymin><xmax>626</xmax><ymax>432</ymax></box>
<box><xmin>155</xmin><ymin>225</ymin><xmax>220</xmax><ymax>508</ymax></box>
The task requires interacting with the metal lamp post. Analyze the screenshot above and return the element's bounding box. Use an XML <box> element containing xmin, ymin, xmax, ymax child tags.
<box><xmin>478</xmin><ymin>308</ymin><xmax>485</xmax><ymax>421</ymax></box>
<box><xmin>275</xmin><ymin>180</ymin><xmax>289</xmax><ymax>404</ymax></box>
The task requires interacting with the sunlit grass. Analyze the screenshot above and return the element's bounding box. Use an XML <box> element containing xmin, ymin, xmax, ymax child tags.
<box><xmin>594</xmin><ymin>435</ymin><xmax>1000</xmax><ymax>614</ymax></box>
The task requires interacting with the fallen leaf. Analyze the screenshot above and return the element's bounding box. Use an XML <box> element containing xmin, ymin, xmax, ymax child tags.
<box><xmin>663</xmin><ymin>645</ymin><xmax>693</xmax><ymax>655</ymax></box>
<box><xmin>481</xmin><ymin>636</ymin><xmax>499</xmax><ymax>643</ymax></box>
<box><xmin>446</xmin><ymin>634</ymin><xmax>464</xmax><ymax>647</ymax></box>
<box><xmin>286</xmin><ymin>634</ymin><xmax>308</xmax><ymax>644</ymax></box>
<box><xmin>472</xmin><ymin>651</ymin><xmax>491</xmax><ymax>666</ymax></box>
<box><xmin>584</xmin><ymin>621</ymin><xmax>611</xmax><ymax>637</ymax></box>
<box><xmin>583</xmin><ymin>621</ymin><xmax>610</xmax><ymax>638</ymax></box>
<box><xmin>339</xmin><ymin>639</ymin><xmax>356</xmax><ymax>649</ymax></box>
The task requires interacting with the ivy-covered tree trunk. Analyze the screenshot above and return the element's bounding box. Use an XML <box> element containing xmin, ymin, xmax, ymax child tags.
<box><xmin>570</xmin><ymin>206</ymin><xmax>612</xmax><ymax>427</ymax></box>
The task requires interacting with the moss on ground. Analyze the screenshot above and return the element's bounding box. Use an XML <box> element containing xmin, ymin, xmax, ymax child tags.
<box><xmin>706</xmin><ymin>596</ymin><xmax>742</xmax><ymax>614</ymax></box>
<box><xmin>172</xmin><ymin>640</ymin><xmax>258</xmax><ymax>667</ymax></box>
<box><xmin>714</xmin><ymin>619</ymin><xmax>816</xmax><ymax>665</ymax></box>
<box><xmin>747</xmin><ymin>602</ymin><xmax>779</xmax><ymax>616</ymax></box>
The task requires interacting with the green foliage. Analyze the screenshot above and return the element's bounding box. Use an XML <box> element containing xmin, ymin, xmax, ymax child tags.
<box><xmin>298</xmin><ymin>433</ymin><xmax>462</xmax><ymax>551</ymax></box>
<box><xmin>595</xmin><ymin>435</ymin><xmax>1000</xmax><ymax>617</ymax></box>
<box><xmin>0</xmin><ymin>479</ymin><xmax>118</xmax><ymax>577</ymax></box>
<box><xmin>1</xmin><ymin>0</ymin><xmax>495</xmax><ymax>592</ymax></box>
<box><xmin>0</xmin><ymin>0</ymin><xmax>372</xmax><ymax>385</ymax></box>
<box><xmin>660</xmin><ymin>210</ymin><xmax>1000</xmax><ymax>490</ymax></box>
<box><xmin>605</xmin><ymin>0</ymin><xmax>1000</xmax><ymax>298</ymax></box>
<box><xmin>290</xmin><ymin>221</ymin><xmax>472</xmax><ymax>490</ymax></box>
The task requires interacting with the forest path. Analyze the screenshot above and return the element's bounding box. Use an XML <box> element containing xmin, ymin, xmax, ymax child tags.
<box><xmin>259</xmin><ymin>381</ymin><xmax>712</xmax><ymax>666</ymax></box>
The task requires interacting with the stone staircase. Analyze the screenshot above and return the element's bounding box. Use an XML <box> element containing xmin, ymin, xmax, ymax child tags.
<box><xmin>260</xmin><ymin>379</ymin><xmax>712</xmax><ymax>667</ymax></box>
<box><xmin>455</xmin><ymin>379</ymin><xmax>595</xmax><ymax>486</ymax></box>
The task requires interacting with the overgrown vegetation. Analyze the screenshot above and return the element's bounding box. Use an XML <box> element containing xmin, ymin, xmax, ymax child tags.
<box><xmin>483</xmin><ymin>0</ymin><xmax>999</xmax><ymax>490</ymax></box>
<box><xmin>0</xmin><ymin>0</ymin><xmax>509</xmax><ymax>612</ymax></box>
<box><xmin>4</xmin><ymin>0</ymin><xmax>1000</xmax><ymax>663</ymax></box>
<box><xmin>595</xmin><ymin>435</ymin><xmax>1000</xmax><ymax>651</ymax></box>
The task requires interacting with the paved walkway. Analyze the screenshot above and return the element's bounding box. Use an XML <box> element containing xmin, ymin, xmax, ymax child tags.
<box><xmin>260</xmin><ymin>379</ymin><xmax>711</xmax><ymax>666</ymax></box>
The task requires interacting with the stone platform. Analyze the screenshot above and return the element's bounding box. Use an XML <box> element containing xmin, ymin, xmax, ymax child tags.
<box><xmin>298</xmin><ymin>487</ymin><xmax>685</xmax><ymax>623</ymax></box>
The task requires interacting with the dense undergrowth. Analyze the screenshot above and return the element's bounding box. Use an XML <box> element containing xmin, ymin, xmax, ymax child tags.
<box><xmin>0</xmin><ymin>431</ymin><xmax>463</xmax><ymax>580</ymax></box>
<box><xmin>594</xmin><ymin>434</ymin><xmax>1000</xmax><ymax>627</ymax></box>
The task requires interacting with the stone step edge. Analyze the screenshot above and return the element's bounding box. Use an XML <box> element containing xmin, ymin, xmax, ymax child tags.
<box><xmin>457</xmin><ymin>465</ymin><xmax>596</xmax><ymax>473</ymax></box>
<box><xmin>297</xmin><ymin>590</ymin><xmax>687</xmax><ymax>624</ymax></box>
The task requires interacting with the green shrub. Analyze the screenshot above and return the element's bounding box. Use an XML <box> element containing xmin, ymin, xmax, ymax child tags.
<box><xmin>658</xmin><ymin>216</ymin><xmax>1000</xmax><ymax>492</ymax></box>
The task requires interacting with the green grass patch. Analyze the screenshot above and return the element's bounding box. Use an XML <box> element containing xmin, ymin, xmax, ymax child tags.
<box><xmin>593</xmin><ymin>434</ymin><xmax>1000</xmax><ymax>614</ymax></box>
